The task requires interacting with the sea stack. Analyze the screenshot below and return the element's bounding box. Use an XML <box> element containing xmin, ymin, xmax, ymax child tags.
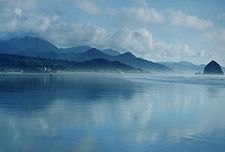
<box><xmin>203</xmin><ymin>60</ymin><xmax>224</xmax><ymax>75</ymax></box>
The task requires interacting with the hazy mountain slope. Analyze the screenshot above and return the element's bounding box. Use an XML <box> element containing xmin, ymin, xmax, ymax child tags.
<box><xmin>0</xmin><ymin>36</ymin><xmax>170</xmax><ymax>72</ymax></box>
<box><xmin>60</xmin><ymin>46</ymin><xmax>92</xmax><ymax>54</ymax></box>
<box><xmin>19</xmin><ymin>50</ymin><xmax>59</xmax><ymax>59</ymax></box>
<box><xmin>0</xmin><ymin>37</ymin><xmax>91</xmax><ymax>60</ymax></box>
<box><xmin>158</xmin><ymin>61</ymin><xmax>204</xmax><ymax>73</ymax></box>
<box><xmin>115</xmin><ymin>52</ymin><xmax>171</xmax><ymax>72</ymax></box>
<box><xmin>101</xmin><ymin>49</ymin><xmax>121</xmax><ymax>56</ymax></box>
<box><xmin>0</xmin><ymin>53</ymin><xmax>139</xmax><ymax>72</ymax></box>
<box><xmin>76</xmin><ymin>48</ymin><xmax>113</xmax><ymax>61</ymax></box>
<box><xmin>0</xmin><ymin>36</ymin><xmax>58</xmax><ymax>54</ymax></box>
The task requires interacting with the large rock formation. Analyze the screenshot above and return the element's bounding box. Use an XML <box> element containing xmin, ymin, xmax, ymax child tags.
<box><xmin>203</xmin><ymin>60</ymin><xmax>224</xmax><ymax>75</ymax></box>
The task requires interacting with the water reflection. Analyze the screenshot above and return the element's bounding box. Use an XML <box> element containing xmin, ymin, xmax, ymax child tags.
<box><xmin>0</xmin><ymin>74</ymin><xmax>225</xmax><ymax>152</ymax></box>
<box><xmin>0</xmin><ymin>74</ymin><xmax>141</xmax><ymax>112</ymax></box>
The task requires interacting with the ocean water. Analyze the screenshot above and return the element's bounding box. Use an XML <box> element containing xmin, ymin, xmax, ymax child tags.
<box><xmin>0</xmin><ymin>73</ymin><xmax>225</xmax><ymax>152</ymax></box>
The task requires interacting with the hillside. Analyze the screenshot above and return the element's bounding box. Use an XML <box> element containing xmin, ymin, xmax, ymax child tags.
<box><xmin>0</xmin><ymin>53</ymin><xmax>140</xmax><ymax>73</ymax></box>
<box><xmin>0</xmin><ymin>36</ymin><xmax>171</xmax><ymax>72</ymax></box>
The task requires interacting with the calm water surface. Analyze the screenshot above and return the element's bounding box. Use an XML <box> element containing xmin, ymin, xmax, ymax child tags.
<box><xmin>0</xmin><ymin>73</ymin><xmax>225</xmax><ymax>152</ymax></box>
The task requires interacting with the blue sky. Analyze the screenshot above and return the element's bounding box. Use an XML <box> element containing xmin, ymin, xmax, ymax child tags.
<box><xmin>0</xmin><ymin>0</ymin><xmax>225</xmax><ymax>65</ymax></box>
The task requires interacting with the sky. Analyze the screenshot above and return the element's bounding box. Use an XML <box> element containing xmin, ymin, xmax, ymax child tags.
<box><xmin>0</xmin><ymin>0</ymin><xmax>225</xmax><ymax>65</ymax></box>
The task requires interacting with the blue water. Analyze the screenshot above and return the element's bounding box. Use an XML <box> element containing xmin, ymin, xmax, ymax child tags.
<box><xmin>0</xmin><ymin>73</ymin><xmax>225</xmax><ymax>152</ymax></box>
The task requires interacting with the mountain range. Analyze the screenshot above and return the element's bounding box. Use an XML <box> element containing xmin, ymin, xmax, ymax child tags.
<box><xmin>0</xmin><ymin>36</ymin><xmax>171</xmax><ymax>72</ymax></box>
<box><xmin>1</xmin><ymin>36</ymin><xmax>223</xmax><ymax>73</ymax></box>
<box><xmin>0</xmin><ymin>53</ymin><xmax>140</xmax><ymax>73</ymax></box>
<box><xmin>158</xmin><ymin>61</ymin><xmax>225</xmax><ymax>74</ymax></box>
<box><xmin>157</xmin><ymin>61</ymin><xmax>205</xmax><ymax>73</ymax></box>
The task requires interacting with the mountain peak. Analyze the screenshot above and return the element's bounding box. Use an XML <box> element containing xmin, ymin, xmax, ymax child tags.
<box><xmin>60</xmin><ymin>45</ymin><xmax>92</xmax><ymax>54</ymax></box>
<box><xmin>11</xmin><ymin>35</ymin><xmax>38</xmax><ymax>41</ymax></box>
<box><xmin>124</xmin><ymin>52</ymin><xmax>134</xmax><ymax>55</ymax></box>
<box><xmin>119</xmin><ymin>52</ymin><xmax>136</xmax><ymax>58</ymax></box>
<box><xmin>101</xmin><ymin>49</ymin><xmax>121</xmax><ymax>56</ymax></box>
<box><xmin>1</xmin><ymin>36</ymin><xmax>58</xmax><ymax>54</ymax></box>
<box><xmin>86</xmin><ymin>48</ymin><xmax>103</xmax><ymax>54</ymax></box>
<box><xmin>22</xmin><ymin>35</ymin><xmax>33</xmax><ymax>39</ymax></box>
<box><xmin>76</xmin><ymin>48</ymin><xmax>111</xmax><ymax>62</ymax></box>
<box><xmin>178</xmin><ymin>61</ymin><xmax>195</xmax><ymax>66</ymax></box>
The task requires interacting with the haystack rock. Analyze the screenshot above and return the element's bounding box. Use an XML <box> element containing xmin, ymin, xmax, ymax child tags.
<box><xmin>203</xmin><ymin>60</ymin><xmax>224</xmax><ymax>75</ymax></box>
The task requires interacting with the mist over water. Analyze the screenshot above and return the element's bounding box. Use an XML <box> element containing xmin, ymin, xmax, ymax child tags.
<box><xmin>0</xmin><ymin>73</ymin><xmax>225</xmax><ymax>152</ymax></box>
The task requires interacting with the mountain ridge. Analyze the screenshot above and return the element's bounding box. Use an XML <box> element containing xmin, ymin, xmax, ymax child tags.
<box><xmin>0</xmin><ymin>36</ymin><xmax>58</xmax><ymax>54</ymax></box>
<box><xmin>0</xmin><ymin>36</ymin><xmax>172</xmax><ymax>72</ymax></box>
<box><xmin>0</xmin><ymin>53</ymin><xmax>140</xmax><ymax>73</ymax></box>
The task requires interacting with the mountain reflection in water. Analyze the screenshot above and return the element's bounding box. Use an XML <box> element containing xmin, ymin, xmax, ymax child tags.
<box><xmin>0</xmin><ymin>73</ymin><xmax>225</xmax><ymax>152</ymax></box>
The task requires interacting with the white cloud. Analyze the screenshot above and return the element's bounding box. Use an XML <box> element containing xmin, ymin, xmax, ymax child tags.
<box><xmin>0</xmin><ymin>10</ymin><xmax>206</xmax><ymax>61</ymax></box>
<box><xmin>107</xmin><ymin>8</ymin><xmax>117</xmax><ymax>16</ymax></box>
<box><xmin>39</xmin><ymin>17</ymin><xmax>51</xmax><ymax>31</ymax></box>
<box><xmin>203</xmin><ymin>29</ymin><xmax>225</xmax><ymax>43</ymax></box>
<box><xmin>168</xmin><ymin>10</ymin><xmax>213</xmax><ymax>30</ymax></box>
<box><xmin>134</xmin><ymin>0</ymin><xmax>148</xmax><ymax>6</ymax></box>
<box><xmin>151</xmin><ymin>42</ymin><xmax>207</xmax><ymax>61</ymax></box>
<box><xmin>14</xmin><ymin>8</ymin><xmax>22</xmax><ymax>16</ymax></box>
<box><xmin>122</xmin><ymin>7</ymin><xmax>164</xmax><ymax>24</ymax></box>
<box><xmin>74</xmin><ymin>0</ymin><xmax>100</xmax><ymax>16</ymax></box>
<box><xmin>110</xmin><ymin>28</ymin><xmax>153</xmax><ymax>53</ymax></box>
<box><xmin>47</xmin><ymin>23</ymin><xmax>108</xmax><ymax>48</ymax></box>
<box><xmin>0</xmin><ymin>1</ymin><xmax>210</xmax><ymax>62</ymax></box>
<box><xmin>6</xmin><ymin>0</ymin><xmax>36</xmax><ymax>11</ymax></box>
<box><xmin>0</xmin><ymin>12</ymin><xmax>57</xmax><ymax>38</ymax></box>
<box><xmin>201</xmin><ymin>29</ymin><xmax>225</xmax><ymax>63</ymax></box>
<box><xmin>108</xmin><ymin>28</ymin><xmax>207</xmax><ymax>61</ymax></box>
<box><xmin>217</xmin><ymin>12</ymin><xmax>225</xmax><ymax>22</ymax></box>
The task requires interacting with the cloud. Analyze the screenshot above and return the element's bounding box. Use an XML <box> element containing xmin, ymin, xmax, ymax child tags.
<box><xmin>202</xmin><ymin>29</ymin><xmax>225</xmax><ymax>60</ymax></box>
<box><xmin>4</xmin><ymin>0</ymin><xmax>37</xmax><ymax>11</ymax></box>
<box><xmin>108</xmin><ymin>28</ymin><xmax>206</xmax><ymax>61</ymax></box>
<box><xmin>134</xmin><ymin>0</ymin><xmax>148</xmax><ymax>6</ymax></box>
<box><xmin>168</xmin><ymin>10</ymin><xmax>213</xmax><ymax>30</ymax></box>
<box><xmin>117</xmin><ymin>7</ymin><xmax>213</xmax><ymax>31</ymax></box>
<box><xmin>74</xmin><ymin>0</ymin><xmax>100</xmax><ymax>16</ymax></box>
<box><xmin>203</xmin><ymin>29</ymin><xmax>225</xmax><ymax>43</ymax></box>
<box><xmin>122</xmin><ymin>7</ymin><xmax>164</xmax><ymax>24</ymax></box>
<box><xmin>14</xmin><ymin>8</ymin><xmax>22</xmax><ymax>16</ymax></box>
<box><xmin>110</xmin><ymin>28</ymin><xmax>153</xmax><ymax>53</ymax></box>
<box><xmin>0</xmin><ymin>11</ymin><xmax>205</xmax><ymax>61</ymax></box>
<box><xmin>0</xmin><ymin>1</ymin><xmax>209</xmax><ymax>62</ymax></box>
<box><xmin>151</xmin><ymin>42</ymin><xmax>207</xmax><ymax>61</ymax></box>
<box><xmin>0</xmin><ymin>10</ymin><xmax>206</xmax><ymax>61</ymax></box>
<box><xmin>217</xmin><ymin>12</ymin><xmax>225</xmax><ymax>22</ymax></box>
<box><xmin>47</xmin><ymin>23</ymin><xmax>108</xmax><ymax>48</ymax></box>
<box><xmin>107</xmin><ymin>8</ymin><xmax>117</xmax><ymax>16</ymax></box>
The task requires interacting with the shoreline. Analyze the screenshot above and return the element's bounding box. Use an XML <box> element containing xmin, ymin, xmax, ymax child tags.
<box><xmin>0</xmin><ymin>71</ymin><xmax>224</xmax><ymax>78</ymax></box>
